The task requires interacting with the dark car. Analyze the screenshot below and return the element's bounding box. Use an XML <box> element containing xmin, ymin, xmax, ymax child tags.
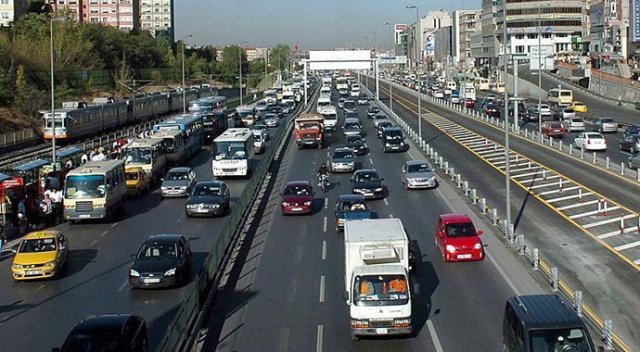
<box><xmin>619</xmin><ymin>134</ymin><xmax>640</xmax><ymax>153</ymax></box>
<box><xmin>552</xmin><ymin>106</ymin><xmax>575</xmax><ymax>121</ymax></box>
<box><xmin>334</xmin><ymin>194</ymin><xmax>371</xmax><ymax>232</ymax></box>
<box><xmin>281</xmin><ymin>180</ymin><xmax>314</xmax><ymax>215</ymax></box>
<box><xmin>54</xmin><ymin>314</ymin><xmax>148</xmax><ymax>352</ymax></box>
<box><xmin>345</xmin><ymin>135</ymin><xmax>367</xmax><ymax>155</ymax></box>
<box><xmin>343</xmin><ymin>100</ymin><xmax>357</xmax><ymax>113</ymax></box>
<box><xmin>366</xmin><ymin>106</ymin><xmax>380</xmax><ymax>117</ymax></box>
<box><xmin>541</xmin><ymin>122</ymin><xmax>567</xmax><ymax>138</ymax></box>
<box><xmin>344</xmin><ymin>111</ymin><xmax>359</xmax><ymax>120</ymax></box>
<box><xmin>623</xmin><ymin>124</ymin><xmax>640</xmax><ymax>138</ymax></box>
<box><xmin>485</xmin><ymin>103</ymin><xmax>501</xmax><ymax>117</ymax></box>
<box><xmin>376</xmin><ymin>121</ymin><xmax>394</xmax><ymax>138</ymax></box>
<box><xmin>129</xmin><ymin>234</ymin><xmax>192</xmax><ymax>289</ymax></box>
<box><xmin>381</xmin><ymin>126</ymin><xmax>406</xmax><ymax>152</ymax></box>
<box><xmin>185</xmin><ymin>181</ymin><xmax>231</xmax><ymax>217</ymax></box>
<box><xmin>343</xmin><ymin>118</ymin><xmax>363</xmax><ymax>138</ymax></box>
<box><xmin>267</xmin><ymin>105</ymin><xmax>283</xmax><ymax>117</ymax></box>
<box><xmin>351</xmin><ymin>169</ymin><xmax>385</xmax><ymax>199</ymax></box>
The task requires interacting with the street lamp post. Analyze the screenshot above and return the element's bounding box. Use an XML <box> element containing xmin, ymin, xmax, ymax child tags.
<box><xmin>181</xmin><ymin>34</ymin><xmax>193</xmax><ymax>114</ymax></box>
<box><xmin>406</xmin><ymin>5</ymin><xmax>420</xmax><ymax>72</ymax></box>
<box><xmin>50</xmin><ymin>16</ymin><xmax>66</xmax><ymax>173</ymax></box>
<box><xmin>239</xmin><ymin>41</ymin><xmax>247</xmax><ymax>105</ymax></box>
<box><xmin>372</xmin><ymin>31</ymin><xmax>377</xmax><ymax>52</ymax></box>
<box><xmin>383</xmin><ymin>22</ymin><xmax>393</xmax><ymax>55</ymax></box>
<box><xmin>502</xmin><ymin>0</ymin><xmax>512</xmax><ymax>241</ymax></box>
<box><xmin>536</xmin><ymin>3</ymin><xmax>550</xmax><ymax>134</ymax></box>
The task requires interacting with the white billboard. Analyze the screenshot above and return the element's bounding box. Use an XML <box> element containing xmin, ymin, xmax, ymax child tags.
<box><xmin>529</xmin><ymin>45</ymin><xmax>555</xmax><ymax>71</ymax></box>
<box><xmin>308</xmin><ymin>50</ymin><xmax>372</xmax><ymax>70</ymax></box>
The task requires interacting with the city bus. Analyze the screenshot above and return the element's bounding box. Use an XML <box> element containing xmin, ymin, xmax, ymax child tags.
<box><xmin>264</xmin><ymin>89</ymin><xmax>277</xmax><ymax>105</ymax></box>
<box><xmin>149</xmin><ymin>129</ymin><xmax>186</xmax><ymax>166</ymax></box>
<box><xmin>63</xmin><ymin>160</ymin><xmax>127</xmax><ymax>222</ymax></box>
<box><xmin>152</xmin><ymin>114</ymin><xmax>203</xmax><ymax>158</ymax></box>
<box><xmin>212</xmin><ymin>128</ymin><xmax>255</xmax><ymax>177</ymax></box>
<box><xmin>235</xmin><ymin>104</ymin><xmax>257</xmax><ymax>127</ymax></box>
<box><xmin>474</xmin><ymin>77</ymin><xmax>490</xmax><ymax>91</ymax></box>
<box><xmin>122</xmin><ymin>138</ymin><xmax>167</xmax><ymax>183</ymax></box>
<box><xmin>547</xmin><ymin>88</ymin><xmax>573</xmax><ymax>106</ymax></box>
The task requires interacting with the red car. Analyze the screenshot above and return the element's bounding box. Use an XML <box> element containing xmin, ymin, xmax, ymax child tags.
<box><xmin>435</xmin><ymin>214</ymin><xmax>484</xmax><ymax>262</ymax></box>
<box><xmin>281</xmin><ymin>181</ymin><xmax>314</xmax><ymax>215</ymax></box>
<box><xmin>464</xmin><ymin>98</ymin><xmax>475</xmax><ymax>109</ymax></box>
<box><xmin>541</xmin><ymin>122</ymin><xmax>567</xmax><ymax>138</ymax></box>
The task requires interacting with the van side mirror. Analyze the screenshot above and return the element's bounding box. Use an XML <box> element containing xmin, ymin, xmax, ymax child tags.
<box><xmin>401</xmin><ymin>166</ymin><xmax>406</xmax><ymax>173</ymax></box>
<box><xmin>477</xmin><ymin>230</ymin><xmax>484</xmax><ymax>235</ymax></box>
<box><xmin>343</xmin><ymin>291</ymin><xmax>349</xmax><ymax>301</ymax></box>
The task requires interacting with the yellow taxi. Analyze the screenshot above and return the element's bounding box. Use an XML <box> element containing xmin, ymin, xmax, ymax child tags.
<box><xmin>12</xmin><ymin>231</ymin><xmax>69</xmax><ymax>281</ymax></box>
<box><xmin>571</xmin><ymin>101</ymin><xmax>588</xmax><ymax>113</ymax></box>
<box><xmin>125</xmin><ymin>166</ymin><xmax>151</xmax><ymax>197</ymax></box>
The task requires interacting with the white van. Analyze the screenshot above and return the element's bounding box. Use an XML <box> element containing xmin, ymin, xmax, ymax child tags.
<box><xmin>445</xmin><ymin>81</ymin><xmax>457</xmax><ymax>92</ymax></box>
<box><xmin>320</xmin><ymin>86</ymin><xmax>331</xmax><ymax>96</ymax></box>
<box><xmin>320</xmin><ymin>106</ymin><xmax>338</xmax><ymax>131</ymax></box>
<box><xmin>252</xmin><ymin>129</ymin><xmax>266</xmax><ymax>154</ymax></box>
<box><xmin>317</xmin><ymin>95</ymin><xmax>332</xmax><ymax>112</ymax></box>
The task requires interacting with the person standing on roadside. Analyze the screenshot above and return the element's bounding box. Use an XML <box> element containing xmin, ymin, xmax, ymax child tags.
<box><xmin>40</xmin><ymin>194</ymin><xmax>53</xmax><ymax>228</ymax></box>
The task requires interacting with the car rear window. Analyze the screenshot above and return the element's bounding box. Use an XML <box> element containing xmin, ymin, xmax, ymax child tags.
<box><xmin>602</xmin><ymin>119</ymin><xmax>614</xmax><ymax>123</ymax></box>
<box><xmin>589</xmin><ymin>134</ymin><xmax>604</xmax><ymax>139</ymax></box>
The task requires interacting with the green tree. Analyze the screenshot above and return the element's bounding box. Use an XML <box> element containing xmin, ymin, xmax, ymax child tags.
<box><xmin>270</xmin><ymin>44</ymin><xmax>291</xmax><ymax>72</ymax></box>
<box><xmin>13</xmin><ymin>64</ymin><xmax>48</xmax><ymax>127</ymax></box>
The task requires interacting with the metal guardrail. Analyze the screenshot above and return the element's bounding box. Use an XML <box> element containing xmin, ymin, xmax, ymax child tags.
<box><xmin>368</xmin><ymin>81</ymin><xmax>632</xmax><ymax>351</ymax></box>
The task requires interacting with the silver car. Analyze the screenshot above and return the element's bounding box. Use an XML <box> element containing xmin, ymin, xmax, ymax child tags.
<box><xmin>264</xmin><ymin>113</ymin><xmax>279</xmax><ymax>127</ymax></box>
<box><xmin>591</xmin><ymin>118</ymin><xmax>618</xmax><ymax>133</ymax></box>
<box><xmin>330</xmin><ymin>147</ymin><xmax>356</xmax><ymax>173</ymax></box>
<box><xmin>401</xmin><ymin>160</ymin><xmax>437</xmax><ymax>189</ymax></box>
<box><xmin>161</xmin><ymin>167</ymin><xmax>198</xmax><ymax>198</ymax></box>
<box><xmin>562</xmin><ymin>117</ymin><xmax>585</xmax><ymax>132</ymax></box>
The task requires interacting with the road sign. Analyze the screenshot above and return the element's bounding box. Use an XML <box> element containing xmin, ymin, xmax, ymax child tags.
<box><xmin>529</xmin><ymin>45</ymin><xmax>555</xmax><ymax>71</ymax></box>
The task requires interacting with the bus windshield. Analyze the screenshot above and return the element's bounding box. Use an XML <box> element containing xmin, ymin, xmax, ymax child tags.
<box><xmin>123</xmin><ymin>148</ymin><xmax>152</xmax><ymax>164</ymax></box>
<box><xmin>65</xmin><ymin>174</ymin><xmax>106</xmax><ymax>199</ymax></box>
<box><xmin>215</xmin><ymin>141</ymin><xmax>247</xmax><ymax>160</ymax></box>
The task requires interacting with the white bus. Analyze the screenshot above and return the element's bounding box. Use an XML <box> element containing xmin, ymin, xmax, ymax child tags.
<box><xmin>212</xmin><ymin>128</ymin><xmax>255</xmax><ymax>177</ymax></box>
<box><xmin>122</xmin><ymin>138</ymin><xmax>167</xmax><ymax>183</ymax></box>
<box><xmin>547</xmin><ymin>88</ymin><xmax>573</xmax><ymax>106</ymax></box>
<box><xmin>474</xmin><ymin>77</ymin><xmax>490</xmax><ymax>91</ymax></box>
<box><xmin>264</xmin><ymin>89</ymin><xmax>277</xmax><ymax>105</ymax></box>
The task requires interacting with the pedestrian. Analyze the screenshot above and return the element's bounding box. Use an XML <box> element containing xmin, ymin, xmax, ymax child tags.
<box><xmin>40</xmin><ymin>194</ymin><xmax>53</xmax><ymax>228</ymax></box>
<box><xmin>49</xmin><ymin>186</ymin><xmax>63</xmax><ymax>225</ymax></box>
<box><xmin>92</xmin><ymin>147</ymin><xmax>106</xmax><ymax>161</ymax></box>
<box><xmin>0</xmin><ymin>221</ymin><xmax>6</xmax><ymax>255</ymax></box>
<box><xmin>80</xmin><ymin>153</ymin><xmax>88</xmax><ymax>165</ymax></box>
<box><xmin>89</xmin><ymin>148</ymin><xmax>96</xmax><ymax>160</ymax></box>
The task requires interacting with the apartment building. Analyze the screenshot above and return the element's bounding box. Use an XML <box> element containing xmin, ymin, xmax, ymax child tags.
<box><xmin>49</xmin><ymin>0</ymin><xmax>139</xmax><ymax>31</ymax></box>
<box><xmin>140</xmin><ymin>0</ymin><xmax>174</xmax><ymax>42</ymax></box>
<box><xmin>0</xmin><ymin>0</ymin><xmax>28</xmax><ymax>26</ymax></box>
<box><xmin>452</xmin><ymin>9</ymin><xmax>481</xmax><ymax>65</ymax></box>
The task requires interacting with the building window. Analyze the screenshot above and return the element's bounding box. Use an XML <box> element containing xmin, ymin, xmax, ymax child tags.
<box><xmin>515</xmin><ymin>45</ymin><xmax>525</xmax><ymax>53</ymax></box>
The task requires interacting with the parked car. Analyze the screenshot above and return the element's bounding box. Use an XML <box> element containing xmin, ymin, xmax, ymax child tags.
<box><xmin>573</xmin><ymin>132</ymin><xmax>607</xmax><ymax>151</ymax></box>
<box><xmin>161</xmin><ymin>167</ymin><xmax>197</xmax><ymax>198</ymax></box>
<box><xmin>552</xmin><ymin>106</ymin><xmax>575</xmax><ymax>121</ymax></box>
<box><xmin>351</xmin><ymin>169</ymin><xmax>385</xmax><ymax>199</ymax></box>
<box><xmin>366</xmin><ymin>106</ymin><xmax>380</xmax><ymax>117</ymax></box>
<box><xmin>435</xmin><ymin>214</ymin><xmax>484</xmax><ymax>262</ymax></box>
<box><xmin>329</xmin><ymin>147</ymin><xmax>357</xmax><ymax>173</ymax></box>
<box><xmin>281</xmin><ymin>180</ymin><xmax>314</xmax><ymax>215</ymax></box>
<box><xmin>345</xmin><ymin>135</ymin><xmax>367</xmax><ymax>155</ymax></box>
<box><xmin>334</xmin><ymin>194</ymin><xmax>371</xmax><ymax>232</ymax></box>
<box><xmin>562</xmin><ymin>117</ymin><xmax>586</xmax><ymax>132</ymax></box>
<box><xmin>11</xmin><ymin>231</ymin><xmax>68</xmax><ymax>281</ymax></box>
<box><xmin>590</xmin><ymin>118</ymin><xmax>618</xmax><ymax>133</ymax></box>
<box><xmin>185</xmin><ymin>181</ymin><xmax>231</xmax><ymax>217</ymax></box>
<box><xmin>401</xmin><ymin>160</ymin><xmax>437</xmax><ymax>189</ymax></box>
<box><xmin>53</xmin><ymin>314</ymin><xmax>148</xmax><ymax>352</ymax></box>
<box><xmin>618</xmin><ymin>134</ymin><xmax>640</xmax><ymax>153</ymax></box>
<box><xmin>541</xmin><ymin>121</ymin><xmax>568</xmax><ymax>138</ymax></box>
<box><xmin>129</xmin><ymin>234</ymin><xmax>192</xmax><ymax>288</ymax></box>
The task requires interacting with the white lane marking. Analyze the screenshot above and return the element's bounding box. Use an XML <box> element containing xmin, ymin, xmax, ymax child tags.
<box><xmin>546</xmin><ymin>192</ymin><xmax>594</xmax><ymax>203</ymax></box>
<box><xmin>319</xmin><ymin>275</ymin><xmax>326</xmax><ymax>303</ymax></box>
<box><xmin>323</xmin><ymin>217</ymin><xmax>327</xmax><ymax>232</ymax></box>
<box><xmin>598</xmin><ymin>227</ymin><xmax>639</xmax><ymax>239</ymax></box>
<box><xmin>118</xmin><ymin>279</ymin><xmax>129</xmax><ymax>292</ymax></box>
<box><xmin>369</xmin><ymin>158</ymin><xmax>374</xmax><ymax>165</ymax></box>
<box><xmin>485</xmin><ymin>250</ymin><xmax>522</xmax><ymax>296</ymax></box>
<box><xmin>538</xmin><ymin>186</ymin><xmax>579</xmax><ymax>195</ymax></box>
<box><xmin>326</xmin><ymin>151</ymin><xmax>330</xmax><ymax>157</ymax></box>
<box><xmin>100</xmin><ymin>230</ymin><xmax>108</xmax><ymax>238</ymax></box>
<box><xmin>426</xmin><ymin>320</ymin><xmax>444</xmax><ymax>352</ymax></box>
<box><xmin>176</xmin><ymin>215</ymin><xmax>184</xmax><ymax>224</ymax></box>
<box><xmin>383</xmin><ymin>198</ymin><xmax>389</xmax><ymax>206</ymax></box>
<box><xmin>634</xmin><ymin>259</ymin><xmax>640</xmax><ymax>265</ymax></box>
<box><xmin>324</xmin><ymin>198</ymin><xmax>328</xmax><ymax>209</ymax></box>
<box><xmin>322</xmin><ymin>241</ymin><xmax>327</xmax><ymax>260</ymax></box>
<box><xmin>583</xmin><ymin>214</ymin><xmax>636</xmax><ymax>229</ymax></box>
<box><xmin>277</xmin><ymin>328</ymin><xmax>290</xmax><ymax>351</ymax></box>
<box><xmin>295</xmin><ymin>244</ymin><xmax>304</xmax><ymax>262</ymax></box>
<box><xmin>90</xmin><ymin>239</ymin><xmax>98</xmax><ymax>247</ymax></box>
<box><xmin>615</xmin><ymin>241</ymin><xmax>640</xmax><ymax>252</ymax></box>
<box><xmin>569</xmin><ymin>206</ymin><xmax>621</xmax><ymax>219</ymax></box>
<box><xmin>35</xmin><ymin>284</ymin><xmax>45</xmax><ymax>293</ymax></box>
<box><xmin>110</xmin><ymin>222</ymin><xmax>119</xmax><ymax>228</ymax></box>
<box><xmin>316</xmin><ymin>325</ymin><xmax>324</xmax><ymax>352</ymax></box>
<box><xmin>557</xmin><ymin>200</ymin><xmax>599</xmax><ymax>211</ymax></box>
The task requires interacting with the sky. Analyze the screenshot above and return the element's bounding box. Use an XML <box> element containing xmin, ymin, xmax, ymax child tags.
<box><xmin>175</xmin><ymin>0</ymin><xmax>472</xmax><ymax>50</ymax></box>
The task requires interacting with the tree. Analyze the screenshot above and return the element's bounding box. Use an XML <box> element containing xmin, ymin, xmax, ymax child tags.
<box><xmin>215</xmin><ymin>45</ymin><xmax>245</xmax><ymax>86</ymax></box>
<box><xmin>270</xmin><ymin>44</ymin><xmax>291</xmax><ymax>72</ymax></box>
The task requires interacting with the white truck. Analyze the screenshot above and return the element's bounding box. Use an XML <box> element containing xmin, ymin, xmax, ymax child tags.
<box><xmin>319</xmin><ymin>105</ymin><xmax>338</xmax><ymax>131</ymax></box>
<box><xmin>350</xmin><ymin>83</ymin><xmax>361</xmax><ymax>98</ymax></box>
<box><xmin>460</xmin><ymin>82</ymin><xmax>476</xmax><ymax>101</ymax></box>
<box><xmin>344</xmin><ymin>219</ymin><xmax>413</xmax><ymax>339</ymax></box>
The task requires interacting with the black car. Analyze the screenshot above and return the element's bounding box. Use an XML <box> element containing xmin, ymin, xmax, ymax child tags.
<box><xmin>267</xmin><ymin>105</ymin><xmax>283</xmax><ymax>117</ymax></box>
<box><xmin>343</xmin><ymin>100</ymin><xmax>357</xmax><ymax>113</ymax></box>
<box><xmin>129</xmin><ymin>234</ymin><xmax>192</xmax><ymax>289</ymax></box>
<box><xmin>345</xmin><ymin>135</ymin><xmax>367</xmax><ymax>155</ymax></box>
<box><xmin>185</xmin><ymin>181</ymin><xmax>231</xmax><ymax>217</ymax></box>
<box><xmin>381</xmin><ymin>126</ymin><xmax>406</xmax><ymax>152</ymax></box>
<box><xmin>54</xmin><ymin>314</ymin><xmax>148</xmax><ymax>352</ymax></box>
<box><xmin>366</xmin><ymin>106</ymin><xmax>380</xmax><ymax>117</ymax></box>
<box><xmin>485</xmin><ymin>103</ymin><xmax>501</xmax><ymax>118</ymax></box>
<box><xmin>351</xmin><ymin>169</ymin><xmax>385</xmax><ymax>199</ymax></box>
<box><xmin>344</xmin><ymin>111</ymin><xmax>359</xmax><ymax>120</ymax></box>
<box><xmin>334</xmin><ymin>194</ymin><xmax>371</xmax><ymax>232</ymax></box>
<box><xmin>376</xmin><ymin>121</ymin><xmax>393</xmax><ymax>138</ymax></box>
<box><xmin>618</xmin><ymin>134</ymin><xmax>640</xmax><ymax>153</ymax></box>
<box><xmin>623</xmin><ymin>125</ymin><xmax>640</xmax><ymax>138</ymax></box>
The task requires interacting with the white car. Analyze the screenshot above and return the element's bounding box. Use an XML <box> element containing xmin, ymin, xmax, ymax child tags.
<box><xmin>573</xmin><ymin>132</ymin><xmax>607</xmax><ymax>151</ymax></box>
<box><xmin>264</xmin><ymin>114</ymin><xmax>279</xmax><ymax>127</ymax></box>
<box><xmin>434</xmin><ymin>90</ymin><xmax>444</xmax><ymax>98</ymax></box>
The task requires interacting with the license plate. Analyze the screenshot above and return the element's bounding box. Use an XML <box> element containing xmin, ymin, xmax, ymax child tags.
<box><xmin>196</xmin><ymin>209</ymin><xmax>209</xmax><ymax>213</ymax></box>
<box><xmin>292</xmin><ymin>207</ymin><xmax>303</xmax><ymax>211</ymax></box>
<box><xmin>364</xmin><ymin>193</ymin><xmax>373</xmax><ymax>196</ymax></box>
<box><xmin>144</xmin><ymin>278</ymin><xmax>161</xmax><ymax>284</ymax></box>
<box><xmin>457</xmin><ymin>254</ymin><xmax>472</xmax><ymax>259</ymax></box>
<box><xmin>26</xmin><ymin>270</ymin><xmax>41</xmax><ymax>275</ymax></box>
<box><xmin>375</xmin><ymin>328</ymin><xmax>388</xmax><ymax>335</ymax></box>
<box><xmin>79</xmin><ymin>214</ymin><xmax>91</xmax><ymax>218</ymax></box>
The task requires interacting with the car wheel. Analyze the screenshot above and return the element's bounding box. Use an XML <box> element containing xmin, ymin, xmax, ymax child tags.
<box><xmin>403</xmin><ymin>182</ymin><xmax>408</xmax><ymax>190</ymax></box>
<box><xmin>629</xmin><ymin>161</ymin><xmax>635</xmax><ymax>169</ymax></box>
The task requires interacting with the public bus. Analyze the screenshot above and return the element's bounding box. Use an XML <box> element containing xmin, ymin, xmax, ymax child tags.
<box><xmin>189</xmin><ymin>96</ymin><xmax>229</xmax><ymax>144</ymax></box>
<box><xmin>474</xmin><ymin>77</ymin><xmax>490</xmax><ymax>91</ymax></box>
<box><xmin>152</xmin><ymin>114</ymin><xmax>203</xmax><ymax>158</ymax></box>
<box><xmin>547</xmin><ymin>88</ymin><xmax>573</xmax><ymax>106</ymax></box>
<box><xmin>149</xmin><ymin>129</ymin><xmax>186</xmax><ymax>166</ymax></box>
<box><xmin>264</xmin><ymin>89</ymin><xmax>277</xmax><ymax>105</ymax></box>
<box><xmin>122</xmin><ymin>138</ymin><xmax>167</xmax><ymax>183</ymax></box>
<box><xmin>63</xmin><ymin>160</ymin><xmax>127</xmax><ymax>222</ymax></box>
<box><xmin>212</xmin><ymin>128</ymin><xmax>255</xmax><ymax>177</ymax></box>
<box><xmin>235</xmin><ymin>104</ymin><xmax>257</xmax><ymax>127</ymax></box>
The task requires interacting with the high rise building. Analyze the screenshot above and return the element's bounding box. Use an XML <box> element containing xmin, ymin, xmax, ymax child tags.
<box><xmin>452</xmin><ymin>9</ymin><xmax>482</xmax><ymax>65</ymax></box>
<box><xmin>590</xmin><ymin>0</ymin><xmax>629</xmax><ymax>59</ymax></box>
<box><xmin>140</xmin><ymin>0</ymin><xmax>174</xmax><ymax>42</ymax></box>
<box><xmin>49</xmin><ymin>0</ymin><xmax>138</xmax><ymax>31</ymax></box>
<box><xmin>48</xmin><ymin>0</ymin><xmax>83</xmax><ymax>20</ymax></box>
<box><xmin>0</xmin><ymin>0</ymin><xmax>29</xmax><ymax>26</ymax></box>
<box><xmin>479</xmin><ymin>0</ymin><xmax>499</xmax><ymax>66</ymax></box>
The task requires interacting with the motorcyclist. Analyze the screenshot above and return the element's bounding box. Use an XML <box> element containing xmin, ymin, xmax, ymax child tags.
<box><xmin>317</xmin><ymin>163</ymin><xmax>329</xmax><ymax>186</ymax></box>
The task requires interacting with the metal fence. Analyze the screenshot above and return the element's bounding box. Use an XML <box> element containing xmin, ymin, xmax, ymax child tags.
<box><xmin>0</xmin><ymin>128</ymin><xmax>37</xmax><ymax>148</ymax></box>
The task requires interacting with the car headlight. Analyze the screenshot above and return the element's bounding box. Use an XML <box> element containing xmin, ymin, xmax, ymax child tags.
<box><xmin>304</xmin><ymin>201</ymin><xmax>312</xmax><ymax>206</ymax></box>
<box><xmin>474</xmin><ymin>243</ymin><xmax>482</xmax><ymax>250</ymax></box>
<box><xmin>12</xmin><ymin>264</ymin><xmax>23</xmax><ymax>269</ymax></box>
<box><xmin>385</xmin><ymin>142</ymin><xmax>391</xmax><ymax>146</ymax></box>
<box><xmin>161</xmin><ymin>187</ymin><xmax>168</xmax><ymax>191</ymax></box>
<box><xmin>186</xmin><ymin>204</ymin><xmax>196</xmax><ymax>209</ymax></box>
<box><xmin>65</xmin><ymin>204</ymin><xmax>75</xmax><ymax>209</ymax></box>
<box><xmin>212</xmin><ymin>203</ymin><xmax>220</xmax><ymax>208</ymax></box>
<box><xmin>400</xmin><ymin>142</ymin><xmax>405</xmax><ymax>146</ymax></box>
<box><xmin>164</xmin><ymin>268</ymin><xmax>176</xmax><ymax>276</ymax></box>
<box><xmin>179</xmin><ymin>186</ymin><xmax>188</xmax><ymax>190</ymax></box>
<box><xmin>394</xmin><ymin>318</ymin><xmax>411</xmax><ymax>326</ymax></box>
<box><xmin>46</xmin><ymin>261</ymin><xmax>56</xmax><ymax>267</ymax></box>
<box><xmin>375</xmin><ymin>187</ymin><xmax>383</xmax><ymax>192</ymax></box>
<box><xmin>129</xmin><ymin>269</ymin><xmax>140</xmax><ymax>277</ymax></box>
<box><xmin>446</xmin><ymin>245</ymin><xmax>456</xmax><ymax>253</ymax></box>
<box><xmin>407</xmin><ymin>178</ymin><xmax>417</xmax><ymax>184</ymax></box>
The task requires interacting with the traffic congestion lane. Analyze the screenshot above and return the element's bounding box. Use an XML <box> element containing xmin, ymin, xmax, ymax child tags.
<box><xmin>206</xmin><ymin>96</ymin><xmax>544</xmax><ymax>351</ymax></box>
<box><xmin>0</xmin><ymin>121</ymin><xmax>287</xmax><ymax>352</ymax></box>
<box><xmin>366</xmin><ymin>80</ymin><xmax>640</xmax><ymax>347</ymax></box>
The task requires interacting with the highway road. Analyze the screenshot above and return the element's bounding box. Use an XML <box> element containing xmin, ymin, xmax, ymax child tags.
<box><xmin>362</xmin><ymin>76</ymin><xmax>640</xmax><ymax>347</ymax></box>
<box><xmin>200</xmin><ymin>91</ymin><xmax>548</xmax><ymax>351</ymax></box>
<box><xmin>0</xmin><ymin>118</ymin><xmax>286</xmax><ymax>350</ymax></box>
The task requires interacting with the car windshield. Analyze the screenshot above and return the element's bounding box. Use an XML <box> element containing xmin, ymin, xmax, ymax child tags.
<box><xmin>346</xmin><ymin>136</ymin><xmax>362</xmax><ymax>144</ymax></box>
<box><xmin>375</xmin><ymin>115</ymin><xmax>388</xmax><ymax>121</ymax></box>
<box><xmin>284</xmin><ymin>185</ymin><xmax>310</xmax><ymax>196</ymax></box>
<box><xmin>126</xmin><ymin>172</ymin><xmax>140</xmax><ymax>181</ymax></box>
<box><xmin>379</xmin><ymin>122</ymin><xmax>392</xmax><ymax>129</ymax></box>
<box><xmin>192</xmin><ymin>185</ymin><xmax>221</xmax><ymax>196</ymax></box>
<box><xmin>333</xmin><ymin>150</ymin><xmax>354</xmax><ymax>159</ymax></box>
<box><xmin>265</xmin><ymin>114</ymin><xmax>277</xmax><ymax>119</ymax></box>
<box><xmin>19</xmin><ymin>238</ymin><xmax>56</xmax><ymax>253</ymax></box>
<box><xmin>353</xmin><ymin>274</ymin><xmax>409</xmax><ymax>306</ymax></box>
<box><xmin>137</xmin><ymin>242</ymin><xmax>178</xmax><ymax>260</ymax></box>
<box><xmin>588</xmin><ymin>134</ymin><xmax>604</xmax><ymax>140</ymax></box>
<box><xmin>123</xmin><ymin>147</ymin><xmax>152</xmax><ymax>164</ymax></box>
<box><xmin>572</xmin><ymin>118</ymin><xmax>583</xmax><ymax>122</ymax></box>
<box><xmin>408</xmin><ymin>163</ymin><xmax>431</xmax><ymax>173</ymax></box>
<box><xmin>65</xmin><ymin>174</ymin><xmax>106</xmax><ymax>199</ymax></box>
<box><xmin>340</xmin><ymin>201</ymin><xmax>367</xmax><ymax>211</ymax></box>
<box><xmin>166</xmin><ymin>171</ymin><xmax>189</xmax><ymax>181</ymax></box>
<box><xmin>384</xmin><ymin>130</ymin><xmax>403</xmax><ymax>139</ymax></box>
<box><xmin>446</xmin><ymin>222</ymin><xmax>477</xmax><ymax>237</ymax></box>
<box><xmin>529</xmin><ymin>328</ymin><xmax>593</xmax><ymax>352</ymax></box>
<box><xmin>62</xmin><ymin>331</ymin><xmax>123</xmax><ymax>352</ymax></box>
<box><xmin>354</xmin><ymin>172</ymin><xmax>379</xmax><ymax>183</ymax></box>
<box><xmin>344</xmin><ymin>122</ymin><xmax>360</xmax><ymax>130</ymax></box>
<box><xmin>252</xmin><ymin>125</ymin><xmax>266</xmax><ymax>131</ymax></box>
